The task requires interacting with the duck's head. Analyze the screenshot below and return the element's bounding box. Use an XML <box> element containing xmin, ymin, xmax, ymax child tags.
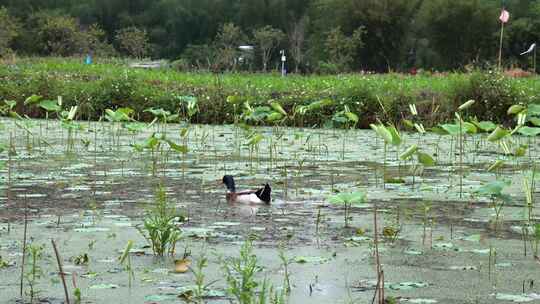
<box><xmin>222</xmin><ymin>175</ymin><xmax>236</xmax><ymax>192</ymax></box>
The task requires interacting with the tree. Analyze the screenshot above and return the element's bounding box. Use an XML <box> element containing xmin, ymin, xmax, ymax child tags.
<box><xmin>35</xmin><ymin>14</ymin><xmax>82</xmax><ymax>56</ymax></box>
<box><xmin>0</xmin><ymin>7</ymin><xmax>20</xmax><ymax>57</ymax></box>
<box><xmin>2</xmin><ymin>0</ymin><xmax>540</xmax><ymax>71</ymax></box>
<box><xmin>115</xmin><ymin>26</ymin><xmax>150</xmax><ymax>59</ymax></box>
<box><xmin>310</xmin><ymin>0</ymin><xmax>423</xmax><ymax>71</ymax></box>
<box><xmin>253</xmin><ymin>25</ymin><xmax>284</xmax><ymax>72</ymax></box>
<box><xmin>417</xmin><ymin>0</ymin><xmax>497</xmax><ymax>69</ymax></box>
<box><xmin>182</xmin><ymin>43</ymin><xmax>217</xmax><ymax>70</ymax></box>
<box><xmin>80</xmin><ymin>23</ymin><xmax>116</xmax><ymax>57</ymax></box>
<box><xmin>324</xmin><ymin>26</ymin><xmax>365</xmax><ymax>72</ymax></box>
<box><xmin>289</xmin><ymin>16</ymin><xmax>308</xmax><ymax>73</ymax></box>
<box><xmin>214</xmin><ymin>23</ymin><xmax>246</xmax><ymax>71</ymax></box>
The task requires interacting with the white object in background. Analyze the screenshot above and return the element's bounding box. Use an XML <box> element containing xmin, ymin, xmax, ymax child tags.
<box><xmin>520</xmin><ymin>43</ymin><xmax>536</xmax><ymax>56</ymax></box>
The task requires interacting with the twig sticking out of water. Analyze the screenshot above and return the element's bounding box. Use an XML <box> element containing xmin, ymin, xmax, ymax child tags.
<box><xmin>51</xmin><ymin>239</ymin><xmax>70</xmax><ymax>304</ymax></box>
<box><xmin>373</xmin><ymin>204</ymin><xmax>384</xmax><ymax>304</ymax></box>
<box><xmin>371</xmin><ymin>274</ymin><xmax>380</xmax><ymax>304</ymax></box>
<box><xmin>7</xmin><ymin>132</ymin><xmax>13</xmax><ymax>234</ymax></box>
<box><xmin>19</xmin><ymin>194</ymin><xmax>28</xmax><ymax>298</ymax></box>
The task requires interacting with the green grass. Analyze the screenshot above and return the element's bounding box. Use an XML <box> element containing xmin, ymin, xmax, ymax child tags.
<box><xmin>1</xmin><ymin>57</ymin><xmax>540</xmax><ymax>128</ymax></box>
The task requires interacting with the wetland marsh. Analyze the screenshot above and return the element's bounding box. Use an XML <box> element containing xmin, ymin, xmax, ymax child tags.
<box><xmin>0</xmin><ymin>112</ymin><xmax>539</xmax><ymax>303</ymax></box>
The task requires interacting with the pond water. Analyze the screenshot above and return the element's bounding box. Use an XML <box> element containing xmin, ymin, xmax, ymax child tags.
<box><xmin>0</xmin><ymin>118</ymin><xmax>539</xmax><ymax>303</ymax></box>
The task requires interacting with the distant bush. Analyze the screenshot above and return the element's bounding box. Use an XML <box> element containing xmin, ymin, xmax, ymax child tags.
<box><xmin>170</xmin><ymin>59</ymin><xmax>190</xmax><ymax>72</ymax></box>
<box><xmin>450</xmin><ymin>71</ymin><xmax>524</xmax><ymax>123</ymax></box>
<box><xmin>316</xmin><ymin>61</ymin><xmax>341</xmax><ymax>75</ymax></box>
<box><xmin>0</xmin><ymin>7</ymin><xmax>20</xmax><ymax>57</ymax></box>
<box><xmin>115</xmin><ymin>27</ymin><xmax>150</xmax><ymax>59</ymax></box>
<box><xmin>181</xmin><ymin>44</ymin><xmax>216</xmax><ymax>71</ymax></box>
<box><xmin>12</xmin><ymin>12</ymin><xmax>115</xmax><ymax>58</ymax></box>
<box><xmin>80</xmin><ymin>24</ymin><xmax>117</xmax><ymax>57</ymax></box>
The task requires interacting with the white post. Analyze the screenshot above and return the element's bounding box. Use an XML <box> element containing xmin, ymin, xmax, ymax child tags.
<box><xmin>280</xmin><ymin>50</ymin><xmax>286</xmax><ymax>77</ymax></box>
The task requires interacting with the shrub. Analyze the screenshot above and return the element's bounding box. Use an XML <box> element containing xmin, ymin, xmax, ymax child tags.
<box><xmin>338</xmin><ymin>82</ymin><xmax>379</xmax><ymax>127</ymax></box>
<box><xmin>181</xmin><ymin>43</ymin><xmax>216</xmax><ymax>70</ymax></box>
<box><xmin>316</xmin><ymin>61</ymin><xmax>341</xmax><ymax>75</ymax></box>
<box><xmin>80</xmin><ymin>23</ymin><xmax>117</xmax><ymax>57</ymax></box>
<box><xmin>451</xmin><ymin>71</ymin><xmax>523</xmax><ymax>123</ymax></box>
<box><xmin>0</xmin><ymin>7</ymin><xmax>20</xmax><ymax>57</ymax></box>
<box><xmin>115</xmin><ymin>26</ymin><xmax>150</xmax><ymax>59</ymax></box>
<box><xmin>170</xmin><ymin>58</ymin><xmax>190</xmax><ymax>72</ymax></box>
<box><xmin>1</xmin><ymin>59</ymin><xmax>539</xmax><ymax>128</ymax></box>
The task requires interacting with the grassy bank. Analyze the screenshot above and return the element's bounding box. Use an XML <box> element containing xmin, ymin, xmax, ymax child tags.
<box><xmin>1</xmin><ymin>57</ymin><xmax>539</xmax><ymax>128</ymax></box>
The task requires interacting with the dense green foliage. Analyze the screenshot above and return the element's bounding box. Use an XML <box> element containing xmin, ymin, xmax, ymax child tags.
<box><xmin>1</xmin><ymin>0</ymin><xmax>540</xmax><ymax>72</ymax></box>
<box><xmin>1</xmin><ymin>58</ymin><xmax>539</xmax><ymax>128</ymax></box>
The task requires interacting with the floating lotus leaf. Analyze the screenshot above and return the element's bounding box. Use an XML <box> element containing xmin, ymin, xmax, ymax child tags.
<box><xmin>518</xmin><ymin>126</ymin><xmax>540</xmax><ymax>137</ymax></box>
<box><xmin>90</xmin><ymin>283</ymin><xmax>119</xmax><ymax>289</ymax></box>
<box><xmin>388</xmin><ymin>281</ymin><xmax>429</xmax><ymax>290</ymax></box>
<box><xmin>294</xmin><ymin>256</ymin><xmax>329</xmax><ymax>264</ymax></box>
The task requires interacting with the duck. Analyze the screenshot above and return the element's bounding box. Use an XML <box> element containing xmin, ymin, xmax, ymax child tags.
<box><xmin>222</xmin><ymin>175</ymin><xmax>271</xmax><ymax>204</ymax></box>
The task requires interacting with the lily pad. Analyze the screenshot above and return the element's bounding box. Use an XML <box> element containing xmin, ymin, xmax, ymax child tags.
<box><xmin>81</xmin><ymin>272</ymin><xmax>99</xmax><ymax>279</ymax></box>
<box><xmin>460</xmin><ymin>234</ymin><xmax>481</xmax><ymax>242</ymax></box>
<box><xmin>346</xmin><ymin>236</ymin><xmax>371</xmax><ymax>242</ymax></box>
<box><xmin>388</xmin><ymin>282</ymin><xmax>429</xmax><ymax>290</ymax></box>
<box><xmin>176</xmin><ymin>285</ymin><xmax>226</xmax><ymax>298</ymax></box>
<box><xmin>494</xmin><ymin>293</ymin><xmax>535</xmax><ymax>302</ymax></box>
<box><xmin>405</xmin><ymin>299</ymin><xmax>438</xmax><ymax>304</ymax></box>
<box><xmin>467</xmin><ymin>249</ymin><xmax>490</xmax><ymax>255</ymax></box>
<box><xmin>404</xmin><ymin>249</ymin><xmax>423</xmax><ymax>256</ymax></box>
<box><xmin>89</xmin><ymin>283</ymin><xmax>119</xmax><ymax>289</ymax></box>
<box><xmin>250</xmin><ymin>227</ymin><xmax>266</xmax><ymax>231</ymax></box>
<box><xmin>17</xmin><ymin>193</ymin><xmax>47</xmax><ymax>198</ymax></box>
<box><xmin>432</xmin><ymin>242</ymin><xmax>454</xmax><ymax>250</ymax></box>
<box><xmin>144</xmin><ymin>294</ymin><xmax>178</xmax><ymax>302</ymax></box>
<box><xmin>213</xmin><ymin>222</ymin><xmax>241</xmax><ymax>226</ymax></box>
<box><xmin>74</xmin><ymin>227</ymin><xmax>110</xmax><ymax>233</ymax></box>
<box><xmin>152</xmin><ymin>268</ymin><xmax>170</xmax><ymax>274</ymax></box>
<box><xmin>511</xmin><ymin>226</ymin><xmax>535</xmax><ymax>235</ymax></box>
<box><xmin>495</xmin><ymin>262</ymin><xmax>513</xmax><ymax>268</ymax></box>
<box><xmin>449</xmin><ymin>265</ymin><xmax>477</xmax><ymax>271</ymax></box>
<box><xmin>183</xmin><ymin>228</ymin><xmax>214</xmax><ymax>238</ymax></box>
<box><xmin>294</xmin><ymin>256</ymin><xmax>329</xmax><ymax>264</ymax></box>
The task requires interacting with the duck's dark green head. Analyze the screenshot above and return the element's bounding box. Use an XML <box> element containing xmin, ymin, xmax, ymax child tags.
<box><xmin>222</xmin><ymin>175</ymin><xmax>236</xmax><ymax>192</ymax></box>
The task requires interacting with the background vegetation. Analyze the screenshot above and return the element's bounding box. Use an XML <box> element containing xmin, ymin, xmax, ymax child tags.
<box><xmin>1</xmin><ymin>58</ymin><xmax>539</xmax><ymax>128</ymax></box>
<box><xmin>1</xmin><ymin>0</ymin><xmax>540</xmax><ymax>73</ymax></box>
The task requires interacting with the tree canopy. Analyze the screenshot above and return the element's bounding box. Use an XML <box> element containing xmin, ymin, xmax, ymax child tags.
<box><xmin>1</xmin><ymin>0</ymin><xmax>539</xmax><ymax>72</ymax></box>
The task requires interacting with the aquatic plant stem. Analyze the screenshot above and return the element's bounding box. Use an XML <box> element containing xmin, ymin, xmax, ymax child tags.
<box><xmin>373</xmin><ymin>204</ymin><xmax>382</xmax><ymax>304</ymax></box>
<box><xmin>20</xmin><ymin>195</ymin><xmax>28</xmax><ymax>298</ymax></box>
<box><xmin>315</xmin><ymin>207</ymin><xmax>321</xmax><ymax>235</ymax></box>
<box><xmin>522</xmin><ymin>226</ymin><xmax>528</xmax><ymax>257</ymax></box>
<box><xmin>383</xmin><ymin>143</ymin><xmax>387</xmax><ymax>189</ymax></box>
<box><xmin>51</xmin><ymin>239</ymin><xmax>70</xmax><ymax>304</ymax></box>
<box><xmin>488</xmin><ymin>245</ymin><xmax>492</xmax><ymax>282</ymax></box>
<box><xmin>7</xmin><ymin>132</ymin><xmax>13</xmax><ymax>233</ymax></box>
<box><xmin>459</xmin><ymin>117</ymin><xmax>463</xmax><ymax>198</ymax></box>
<box><xmin>380</xmin><ymin>270</ymin><xmax>385</xmax><ymax>304</ymax></box>
<box><xmin>371</xmin><ymin>273</ymin><xmax>381</xmax><ymax>304</ymax></box>
<box><xmin>8</xmin><ymin>132</ymin><xmax>12</xmax><ymax>189</ymax></box>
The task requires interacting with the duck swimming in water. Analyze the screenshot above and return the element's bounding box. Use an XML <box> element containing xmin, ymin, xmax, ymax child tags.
<box><xmin>222</xmin><ymin>175</ymin><xmax>271</xmax><ymax>204</ymax></box>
